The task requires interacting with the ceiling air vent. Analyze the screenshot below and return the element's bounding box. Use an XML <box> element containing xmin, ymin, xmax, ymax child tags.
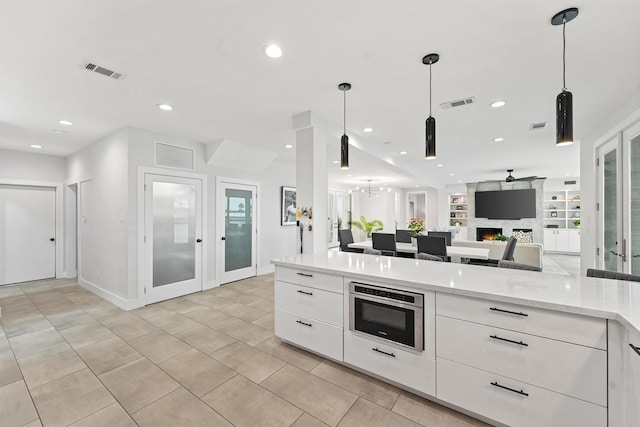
<box><xmin>440</xmin><ymin>97</ymin><xmax>476</xmax><ymax>109</ymax></box>
<box><xmin>81</xmin><ymin>61</ymin><xmax>124</xmax><ymax>80</ymax></box>
<box><xmin>529</xmin><ymin>121</ymin><xmax>548</xmax><ymax>130</ymax></box>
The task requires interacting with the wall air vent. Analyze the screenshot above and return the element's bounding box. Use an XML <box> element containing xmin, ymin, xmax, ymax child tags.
<box><xmin>564</xmin><ymin>180</ymin><xmax>577</xmax><ymax>185</ymax></box>
<box><xmin>440</xmin><ymin>97</ymin><xmax>476</xmax><ymax>109</ymax></box>
<box><xmin>81</xmin><ymin>61</ymin><xmax>124</xmax><ymax>80</ymax></box>
<box><xmin>529</xmin><ymin>122</ymin><xmax>548</xmax><ymax>130</ymax></box>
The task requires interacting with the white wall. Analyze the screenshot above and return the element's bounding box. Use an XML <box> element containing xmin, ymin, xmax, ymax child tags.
<box><xmin>351</xmin><ymin>190</ymin><xmax>398</xmax><ymax>240</ymax></box>
<box><xmin>0</xmin><ymin>149</ymin><xmax>66</xmax><ymax>182</ymax></box>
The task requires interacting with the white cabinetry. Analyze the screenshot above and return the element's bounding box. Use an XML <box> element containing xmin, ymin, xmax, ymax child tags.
<box><xmin>274</xmin><ymin>267</ymin><xmax>344</xmax><ymax>361</ymax></box>
<box><xmin>436</xmin><ymin>293</ymin><xmax>607</xmax><ymax>427</ymax></box>
<box><xmin>626</xmin><ymin>328</ymin><xmax>640</xmax><ymax>424</ymax></box>
<box><xmin>543</xmin><ymin>228</ymin><xmax>580</xmax><ymax>253</ymax></box>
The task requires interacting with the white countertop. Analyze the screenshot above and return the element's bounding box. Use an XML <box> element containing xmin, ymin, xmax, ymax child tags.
<box><xmin>272</xmin><ymin>251</ymin><xmax>640</xmax><ymax>334</ymax></box>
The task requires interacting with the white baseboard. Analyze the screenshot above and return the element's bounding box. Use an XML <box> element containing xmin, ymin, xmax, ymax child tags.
<box><xmin>257</xmin><ymin>265</ymin><xmax>274</xmax><ymax>276</ymax></box>
<box><xmin>64</xmin><ymin>270</ymin><xmax>78</xmax><ymax>279</ymax></box>
<box><xmin>78</xmin><ymin>278</ymin><xmax>142</xmax><ymax>311</ymax></box>
<box><xmin>204</xmin><ymin>280</ymin><xmax>220</xmax><ymax>291</ymax></box>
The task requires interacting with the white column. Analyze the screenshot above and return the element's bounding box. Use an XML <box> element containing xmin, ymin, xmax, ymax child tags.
<box><xmin>293</xmin><ymin>111</ymin><xmax>328</xmax><ymax>254</ymax></box>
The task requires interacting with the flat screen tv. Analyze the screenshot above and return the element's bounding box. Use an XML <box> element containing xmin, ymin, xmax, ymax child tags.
<box><xmin>475</xmin><ymin>189</ymin><xmax>536</xmax><ymax>219</ymax></box>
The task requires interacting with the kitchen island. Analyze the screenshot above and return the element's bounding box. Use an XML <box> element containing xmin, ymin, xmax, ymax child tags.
<box><xmin>272</xmin><ymin>251</ymin><xmax>640</xmax><ymax>427</ymax></box>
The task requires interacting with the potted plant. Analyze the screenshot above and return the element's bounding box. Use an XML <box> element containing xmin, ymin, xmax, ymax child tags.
<box><xmin>349</xmin><ymin>215</ymin><xmax>383</xmax><ymax>238</ymax></box>
<box><xmin>408</xmin><ymin>218</ymin><xmax>425</xmax><ymax>246</ymax></box>
<box><xmin>573</xmin><ymin>219</ymin><xmax>580</xmax><ymax>228</ymax></box>
<box><xmin>493</xmin><ymin>233</ymin><xmax>509</xmax><ymax>242</ymax></box>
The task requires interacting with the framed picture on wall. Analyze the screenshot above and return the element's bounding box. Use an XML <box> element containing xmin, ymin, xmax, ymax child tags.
<box><xmin>281</xmin><ymin>186</ymin><xmax>297</xmax><ymax>226</ymax></box>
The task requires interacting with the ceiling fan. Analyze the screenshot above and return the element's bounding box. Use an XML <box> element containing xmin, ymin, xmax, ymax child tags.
<box><xmin>483</xmin><ymin>169</ymin><xmax>546</xmax><ymax>183</ymax></box>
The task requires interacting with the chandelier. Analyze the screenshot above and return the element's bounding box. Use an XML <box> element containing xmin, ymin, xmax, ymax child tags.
<box><xmin>350</xmin><ymin>180</ymin><xmax>391</xmax><ymax>198</ymax></box>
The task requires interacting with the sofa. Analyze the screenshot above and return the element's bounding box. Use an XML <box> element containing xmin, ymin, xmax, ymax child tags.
<box><xmin>451</xmin><ymin>240</ymin><xmax>543</xmax><ymax>269</ymax></box>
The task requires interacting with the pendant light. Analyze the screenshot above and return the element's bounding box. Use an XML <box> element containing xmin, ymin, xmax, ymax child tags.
<box><xmin>551</xmin><ymin>7</ymin><xmax>579</xmax><ymax>146</ymax></box>
<box><xmin>423</xmin><ymin>53</ymin><xmax>439</xmax><ymax>159</ymax></box>
<box><xmin>338</xmin><ymin>82</ymin><xmax>351</xmax><ymax>169</ymax></box>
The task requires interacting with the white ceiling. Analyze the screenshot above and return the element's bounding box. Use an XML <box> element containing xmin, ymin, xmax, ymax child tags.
<box><xmin>1</xmin><ymin>0</ymin><xmax>639</xmax><ymax>188</ymax></box>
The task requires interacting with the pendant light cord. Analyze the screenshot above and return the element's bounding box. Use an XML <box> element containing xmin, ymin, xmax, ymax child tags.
<box><xmin>429</xmin><ymin>61</ymin><xmax>433</xmax><ymax>117</ymax></box>
<box><xmin>343</xmin><ymin>88</ymin><xmax>347</xmax><ymax>134</ymax></box>
<box><xmin>562</xmin><ymin>15</ymin><xmax>567</xmax><ymax>90</ymax></box>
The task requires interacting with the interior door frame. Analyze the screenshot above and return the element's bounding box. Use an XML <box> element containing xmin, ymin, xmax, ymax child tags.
<box><xmin>215</xmin><ymin>176</ymin><xmax>259</xmax><ymax>287</ymax></box>
<box><xmin>0</xmin><ymin>179</ymin><xmax>64</xmax><ymax>280</ymax></box>
<box><xmin>596</xmin><ymin>135</ymin><xmax>623</xmax><ymax>271</ymax></box>
<box><xmin>137</xmin><ymin>167</ymin><xmax>207</xmax><ymax>306</ymax></box>
<box><xmin>622</xmin><ymin>120</ymin><xmax>640</xmax><ymax>274</ymax></box>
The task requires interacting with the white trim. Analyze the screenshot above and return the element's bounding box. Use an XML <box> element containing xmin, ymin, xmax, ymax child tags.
<box><xmin>0</xmin><ymin>178</ymin><xmax>64</xmax><ymax>279</ymax></box>
<box><xmin>137</xmin><ymin>166</ymin><xmax>207</xmax><ymax>307</ymax></box>
<box><xmin>78</xmin><ymin>277</ymin><xmax>141</xmax><ymax>311</ymax></box>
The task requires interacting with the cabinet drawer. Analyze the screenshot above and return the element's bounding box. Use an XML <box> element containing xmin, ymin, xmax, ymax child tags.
<box><xmin>437</xmin><ymin>358</ymin><xmax>607</xmax><ymax>427</ymax></box>
<box><xmin>275</xmin><ymin>310</ymin><xmax>343</xmax><ymax>361</ymax></box>
<box><xmin>437</xmin><ymin>316</ymin><xmax>607</xmax><ymax>406</ymax></box>
<box><xmin>436</xmin><ymin>293</ymin><xmax>606</xmax><ymax>349</ymax></box>
<box><xmin>343</xmin><ymin>331</ymin><xmax>435</xmax><ymax>396</ymax></box>
<box><xmin>275</xmin><ymin>281</ymin><xmax>343</xmax><ymax>326</ymax></box>
<box><xmin>276</xmin><ymin>267</ymin><xmax>343</xmax><ymax>293</ymax></box>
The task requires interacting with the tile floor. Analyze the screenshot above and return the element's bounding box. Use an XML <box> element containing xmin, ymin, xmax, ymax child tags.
<box><xmin>0</xmin><ymin>275</ymin><xmax>488</xmax><ymax>427</ymax></box>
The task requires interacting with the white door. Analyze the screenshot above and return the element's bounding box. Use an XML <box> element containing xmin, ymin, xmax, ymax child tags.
<box><xmin>623</xmin><ymin>122</ymin><xmax>640</xmax><ymax>274</ymax></box>
<box><xmin>144</xmin><ymin>174</ymin><xmax>203</xmax><ymax>304</ymax></box>
<box><xmin>217</xmin><ymin>180</ymin><xmax>257</xmax><ymax>284</ymax></box>
<box><xmin>0</xmin><ymin>185</ymin><xmax>56</xmax><ymax>285</ymax></box>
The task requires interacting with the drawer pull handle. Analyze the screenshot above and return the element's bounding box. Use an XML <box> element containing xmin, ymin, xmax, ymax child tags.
<box><xmin>296</xmin><ymin>320</ymin><xmax>312</xmax><ymax>327</ymax></box>
<box><xmin>372</xmin><ymin>347</ymin><xmax>396</xmax><ymax>358</ymax></box>
<box><xmin>296</xmin><ymin>272</ymin><xmax>313</xmax><ymax>278</ymax></box>
<box><xmin>631</xmin><ymin>344</ymin><xmax>640</xmax><ymax>357</ymax></box>
<box><xmin>296</xmin><ymin>290</ymin><xmax>313</xmax><ymax>296</ymax></box>
<box><xmin>489</xmin><ymin>307</ymin><xmax>528</xmax><ymax>317</ymax></box>
<box><xmin>490</xmin><ymin>381</ymin><xmax>529</xmax><ymax>397</ymax></box>
<box><xmin>490</xmin><ymin>335</ymin><xmax>528</xmax><ymax>347</ymax></box>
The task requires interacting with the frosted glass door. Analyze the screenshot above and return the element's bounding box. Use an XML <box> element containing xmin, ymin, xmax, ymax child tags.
<box><xmin>145</xmin><ymin>174</ymin><xmax>202</xmax><ymax>304</ymax></box>
<box><xmin>603</xmin><ymin>147</ymin><xmax>620</xmax><ymax>271</ymax></box>
<box><xmin>217</xmin><ymin>180</ymin><xmax>257</xmax><ymax>284</ymax></box>
<box><xmin>627</xmin><ymin>132</ymin><xmax>640</xmax><ymax>274</ymax></box>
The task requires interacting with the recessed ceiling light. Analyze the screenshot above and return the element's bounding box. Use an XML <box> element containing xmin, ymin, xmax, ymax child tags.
<box><xmin>437</xmin><ymin>164</ymin><xmax>443</xmax><ymax>167</ymax></box>
<box><xmin>399</xmin><ymin>151</ymin><xmax>407</xmax><ymax>155</ymax></box>
<box><xmin>58</xmin><ymin>120</ymin><xmax>73</xmax><ymax>126</ymax></box>
<box><xmin>158</xmin><ymin>104</ymin><xmax>173</xmax><ymax>111</ymax></box>
<box><xmin>284</xmin><ymin>144</ymin><xmax>293</xmax><ymax>149</ymax></box>
<box><xmin>347</xmin><ymin>174</ymin><xmax>353</xmax><ymax>177</ymax></box>
<box><xmin>51</xmin><ymin>129</ymin><xmax>66</xmax><ymax>134</ymax></box>
<box><xmin>493</xmin><ymin>137</ymin><xmax>505</xmax><ymax>142</ymax></box>
<box><xmin>264</xmin><ymin>44</ymin><xmax>282</xmax><ymax>58</ymax></box>
<box><xmin>491</xmin><ymin>100</ymin><xmax>506</xmax><ymax>108</ymax></box>
<box><xmin>457</xmin><ymin>180</ymin><xmax>462</xmax><ymax>183</ymax></box>
<box><xmin>363</xmin><ymin>128</ymin><xmax>373</xmax><ymax>133</ymax></box>
<box><xmin>30</xmin><ymin>145</ymin><xmax>42</xmax><ymax>149</ymax></box>
<box><xmin>332</xmin><ymin>160</ymin><xmax>339</xmax><ymax>164</ymax></box>
<box><xmin>449</xmin><ymin>173</ymin><xmax>455</xmax><ymax>176</ymax></box>
<box><xmin>565</xmin><ymin>173</ymin><xmax>571</xmax><ymax>176</ymax></box>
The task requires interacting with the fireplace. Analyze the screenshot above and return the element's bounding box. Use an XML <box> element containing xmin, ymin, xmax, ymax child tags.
<box><xmin>476</xmin><ymin>227</ymin><xmax>503</xmax><ymax>241</ymax></box>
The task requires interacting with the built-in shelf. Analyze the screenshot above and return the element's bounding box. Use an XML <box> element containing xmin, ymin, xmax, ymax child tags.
<box><xmin>449</xmin><ymin>194</ymin><xmax>468</xmax><ymax>227</ymax></box>
<box><xmin>544</xmin><ymin>190</ymin><xmax>581</xmax><ymax>230</ymax></box>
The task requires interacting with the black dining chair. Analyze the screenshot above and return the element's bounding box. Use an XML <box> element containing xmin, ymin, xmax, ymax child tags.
<box><xmin>417</xmin><ymin>252</ymin><xmax>444</xmax><ymax>262</ymax></box>
<box><xmin>372</xmin><ymin>232</ymin><xmax>397</xmax><ymax>257</ymax></box>
<box><xmin>427</xmin><ymin>231</ymin><xmax>452</xmax><ymax>246</ymax></box>
<box><xmin>417</xmin><ymin>235</ymin><xmax>448</xmax><ymax>262</ymax></box>
<box><xmin>498</xmin><ymin>260</ymin><xmax>542</xmax><ymax>272</ymax></box>
<box><xmin>338</xmin><ymin>229</ymin><xmax>364</xmax><ymax>253</ymax></box>
<box><xmin>501</xmin><ymin>236</ymin><xmax>518</xmax><ymax>262</ymax></box>
<box><xmin>395</xmin><ymin>229</ymin><xmax>413</xmax><ymax>243</ymax></box>
<box><xmin>363</xmin><ymin>248</ymin><xmax>382</xmax><ymax>255</ymax></box>
<box><xmin>586</xmin><ymin>268</ymin><xmax>640</xmax><ymax>282</ymax></box>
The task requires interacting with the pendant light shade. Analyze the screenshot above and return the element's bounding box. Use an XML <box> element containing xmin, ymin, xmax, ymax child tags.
<box><xmin>423</xmin><ymin>53</ymin><xmax>439</xmax><ymax>159</ymax></box>
<box><xmin>551</xmin><ymin>8</ymin><xmax>578</xmax><ymax>146</ymax></box>
<box><xmin>338</xmin><ymin>82</ymin><xmax>352</xmax><ymax>169</ymax></box>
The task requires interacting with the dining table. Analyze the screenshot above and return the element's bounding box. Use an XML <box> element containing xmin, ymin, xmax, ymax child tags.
<box><xmin>348</xmin><ymin>240</ymin><xmax>491</xmax><ymax>263</ymax></box>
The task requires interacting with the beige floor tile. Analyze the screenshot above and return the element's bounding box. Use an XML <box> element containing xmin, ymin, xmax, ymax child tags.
<box><xmin>8</xmin><ymin>327</ymin><xmax>67</xmax><ymax>359</ymax></box>
<box><xmin>2</xmin><ymin>312</ymin><xmax>53</xmax><ymax>338</ymax></box>
<box><xmin>0</xmin><ymin>294</ymin><xmax>32</xmax><ymax>310</ymax></box>
<box><xmin>230</xmin><ymin>292</ymin><xmax>264</xmax><ymax>305</ymax></box>
<box><xmin>159</xmin><ymin>348</ymin><xmax>236</xmax><ymax>397</ymax></box>
<box><xmin>76</xmin><ymin>336</ymin><xmax>143</xmax><ymax>375</ymax></box>
<box><xmin>99</xmin><ymin>358</ymin><xmax>180</xmax><ymax>413</ymax></box>
<box><xmin>255</xmin><ymin>336</ymin><xmax>323</xmax><ymax>372</ymax></box>
<box><xmin>206</xmin><ymin>286</ymin><xmax>245</xmax><ymax>300</ymax></box>
<box><xmin>128</xmin><ymin>330</ymin><xmax>191</xmax><ymax>364</ymax></box>
<box><xmin>104</xmin><ymin>315</ymin><xmax>160</xmax><ymax>342</ymax></box>
<box><xmin>202</xmin><ymin>375</ymin><xmax>302</xmax><ymax>427</ymax></box>
<box><xmin>131</xmin><ymin>304</ymin><xmax>174</xmax><ymax>319</ymax></box>
<box><xmin>45</xmin><ymin>308</ymin><xmax>95</xmax><ymax>330</ymax></box>
<box><xmin>59</xmin><ymin>319</ymin><xmax>115</xmax><ymax>349</ymax></box>
<box><xmin>261</xmin><ymin>365</ymin><xmax>358</xmax><ymax>427</ymax></box>
<box><xmin>252</xmin><ymin>313</ymin><xmax>274</xmax><ymax>330</ymax></box>
<box><xmin>31</xmin><ymin>368</ymin><xmax>115</xmax><ymax>427</ymax></box>
<box><xmin>184</xmin><ymin>307</ymin><xmax>236</xmax><ymax>329</ymax></box>
<box><xmin>247</xmin><ymin>297</ymin><xmax>275</xmax><ymax>313</ymax></box>
<box><xmin>133</xmin><ymin>387</ymin><xmax>232</xmax><ymax>427</ymax></box>
<box><xmin>159</xmin><ymin>297</ymin><xmax>207</xmax><ymax>314</ymax></box>
<box><xmin>18</xmin><ymin>345</ymin><xmax>87</xmax><ymax>389</ymax></box>
<box><xmin>0</xmin><ymin>380</ymin><xmax>39</xmax><ymax>426</ymax></box>
<box><xmin>21</xmin><ymin>419</ymin><xmax>42</xmax><ymax>427</ymax></box>
<box><xmin>173</xmin><ymin>324</ymin><xmax>236</xmax><ymax>354</ymax></box>
<box><xmin>0</xmin><ymin>348</ymin><xmax>23</xmax><ymax>387</ymax></box>
<box><xmin>80</xmin><ymin>300</ymin><xmax>122</xmax><ymax>319</ymax></box>
<box><xmin>311</xmin><ymin>361</ymin><xmax>400</xmax><ymax>409</ymax></box>
<box><xmin>69</xmin><ymin>402</ymin><xmax>136</xmax><ymax>427</ymax></box>
<box><xmin>215</xmin><ymin>317</ymin><xmax>273</xmax><ymax>346</ymax></box>
<box><xmin>392</xmin><ymin>392</ymin><xmax>489</xmax><ymax>427</ymax></box>
<box><xmin>185</xmin><ymin>293</ymin><xmax>234</xmax><ymax>310</ymax></box>
<box><xmin>213</xmin><ymin>341</ymin><xmax>285</xmax><ymax>383</ymax></box>
<box><xmin>145</xmin><ymin>311</ymin><xmax>199</xmax><ymax>334</ymax></box>
<box><xmin>19</xmin><ymin>282</ymin><xmax>53</xmax><ymax>294</ymax></box>
<box><xmin>218</xmin><ymin>302</ymin><xmax>270</xmax><ymax>322</ymax></box>
<box><xmin>293</xmin><ymin>413</ymin><xmax>331</xmax><ymax>427</ymax></box>
<box><xmin>248</xmin><ymin>286</ymin><xmax>274</xmax><ymax>301</ymax></box>
<box><xmin>338</xmin><ymin>397</ymin><xmax>420</xmax><ymax>427</ymax></box>
<box><xmin>0</xmin><ymin>285</ymin><xmax>25</xmax><ymax>299</ymax></box>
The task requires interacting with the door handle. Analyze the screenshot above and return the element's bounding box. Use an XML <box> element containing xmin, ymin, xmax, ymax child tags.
<box><xmin>221</xmin><ymin>237</ymin><xmax>226</xmax><ymax>241</ymax></box>
<box><xmin>50</xmin><ymin>238</ymin><xmax>55</xmax><ymax>242</ymax></box>
<box><xmin>196</xmin><ymin>239</ymin><xmax>202</xmax><ymax>243</ymax></box>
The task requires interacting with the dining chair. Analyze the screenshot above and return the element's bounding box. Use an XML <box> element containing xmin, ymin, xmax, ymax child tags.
<box><xmin>395</xmin><ymin>229</ymin><xmax>413</xmax><ymax>243</ymax></box>
<box><xmin>586</xmin><ymin>268</ymin><xmax>640</xmax><ymax>282</ymax></box>
<box><xmin>338</xmin><ymin>229</ymin><xmax>364</xmax><ymax>253</ymax></box>
<box><xmin>417</xmin><ymin>252</ymin><xmax>444</xmax><ymax>262</ymax></box>
<box><xmin>417</xmin><ymin>235</ymin><xmax>448</xmax><ymax>262</ymax></box>
<box><xmin>501</xmin><ymin>236</ymin><xmax>518</xmax><ymax>261</ymax></box>
<box><xmin>363</xmin><ymin>248</ymin><xmax>382</xmax><ymax>255</ymax></box>
<box><xmin>498</xmin><ymin>260</ymin><xmax>542</xmax><ymax>272</ymax></box>
<box><xmin>427</xmin><ymin>231</ymin><xmax>452</xmax><ymax>246</ymax></box>
<box><xmin>371</xmin><ymin>232</ymin><xmax>397</xmax><ymax>257</ymax></box>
